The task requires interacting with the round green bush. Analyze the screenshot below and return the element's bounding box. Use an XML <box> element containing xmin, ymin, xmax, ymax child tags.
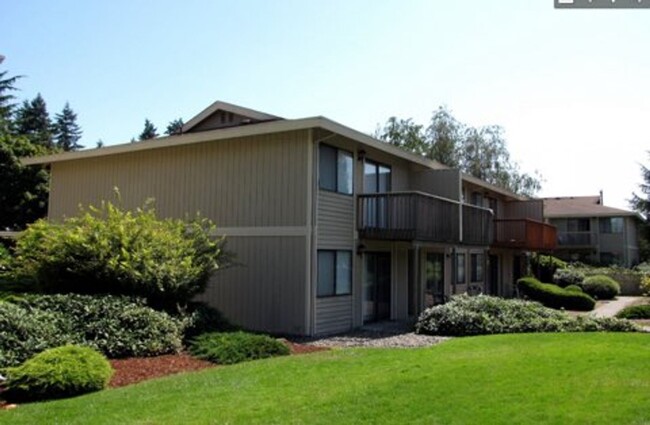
<box><xmin>3</xmin><ymin>345</ymin><xmax>113</xmax><ymax>403</ymax></box>
<box><xmin>564</xmin><ymin>284</ymin><xmax>583</xmax><ymax>293</ymax></box>
<box><xmin>180</xmin><ymin>302</ymin><xmax>239</xmax><ymax>343</ymax></box>
<box><xmin>615</xmin><ymin>304</ymin><xmax>650</xmax><ymax>319</ymax></box>
<box><xmin>189</xmin><ymin>332</ymin><xmax>290</xmax><ymax>365</ymax></box>
<box><xmin>415</xmin><ymin>294</ymin><xmax>639</xmax><ymax>336</ymax></box>
<box><xmin>553</xmin><ymin>268</ymin><xmax>585</xmax><ymax>287</ymax></box>
<box><xmin>581</xmin><ymin>275</ymin><xmax>620</xmax><ymax>300</ymax></box>
<box><xmin>13</xmin><ymin>197</ymin><xmax>230</xmax><ymax>309</ymax></box>
<box><xmin>517</xmin><ymin>277</ymin><xmax>596</xmax><ymax>311</ymax></box>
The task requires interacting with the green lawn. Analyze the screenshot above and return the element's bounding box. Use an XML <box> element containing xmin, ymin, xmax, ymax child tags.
<box><xmin>1</xmin><ymin>333</ymin><xmax>649</xmax><ymax>424</ymax></box>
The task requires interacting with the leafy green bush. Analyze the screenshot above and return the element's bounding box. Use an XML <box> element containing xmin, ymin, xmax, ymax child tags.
<box><xmin>180</xmin><ymin>302</ymin><xmax>239</xmax><ymax>343</ymax></box>
<box><xmin>564</xmin><ymin>284</ymin><xmax>583</xmax><ymax>292</ymax></box>
<box><xmin>13</xmin><ymin>196</ymin><xmax>230</xmax><ymax>308</ymax></box>
<box><xmin>581</xmin><ymin>275</ymin><xmax>620</xmax><ymax>300</ymax></box>
<box><xmin>0</xmin><ymin>244</ymin><xmax>11</xmax><ymax>273</ymax></box>
<box><xmin>615</xmin><ymin>304</ymin><xmax>650</xmax><ymax>319</ymax></box>
<box><xmin>639</xmin><ymin>274</ymin><xmax>650</xmax><ymax>295</ymax></box>
<box><xmin>532</xmin><ymin>254</ymin><xmax>567</xmax><ymax>282</ymax></box>
<box><xmin>553</xmin><ymin>268</ymin><xmax>585</xmax><ymax>287</ymax></box>
<box><xmin>415</xmin><ymin>295</ymin><xmax>639</xmax><ymax>336</ymax></box>
<box><xmin>3</xmin><ymin>345</ymin><xmax>113</xmax><ymax>403</ymax></box>
<box><xmin>189</xmin><ymin>332</ymin><xmax>290</xmax><ymax>365</ymax></box>
<box><xmin>517</xmin><ymin>277</ymin><xmax>596</xmax><ymax>311</ymax></box>
<box><xmin>0</xmin><ymin>302</ymin><xmax>74</xmax><ymax>368</ymax></box>
<box><xmin>9</xmin><ymin>294</ymin><xmax>183</xmax><ymax>359</ymax></box>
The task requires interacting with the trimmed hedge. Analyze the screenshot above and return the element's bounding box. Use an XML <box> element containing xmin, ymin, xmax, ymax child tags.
<box><xmin>564</xmin><ymin>284</ymin><xmax>583</xmax><ymax>292</ymax></box>
<box><xmin>581</xmin><ymin>275</ymin><xmax>620</xmax><ymax>300</ymax></box>
<box><xmin>517</xmin><ymin>277</ymin><xmax>596</xmax><ymax>311</ymax></box>
<box><xmin>1</xmin><ymin>294</ymin><xmax>183</xmax><ymax>368</ymax></box>
<box><xmin>615</xmin><ymin>304</ymin><xmax>650</xmax><ymax>319</ymax></box>
<box><xmin>553</xmin><ymin>268</ymin><xmax>585</xmax><ymax>287</ymax></box>
<box><xmin>3</xmin><ymin>345</ymin><xmax>113</xmax><ymax>403</ymax></box>
<box><xmin>415</xmin><ymin>295</ymin><xmax>640</xmax><ymax>336</ymax></box>
<box><xmin>189</xmin><ymin>332</ymin><xmax>290</xmax><ymax>365</ymax></box>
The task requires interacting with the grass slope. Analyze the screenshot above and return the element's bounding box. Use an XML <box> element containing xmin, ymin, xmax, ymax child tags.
<box><xmin>2</xmin><ymin>333</ymin><xmax>649</xmax><ymax>424</ymax></box>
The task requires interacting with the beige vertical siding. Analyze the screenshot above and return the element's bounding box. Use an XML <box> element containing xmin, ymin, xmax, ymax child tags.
<box><xmin>315</xmin><ymin>296</ymin><xmax>353</xmax><ymax>335</ymax></box>
<box><xmin>317</xmin><ymin>191</ymin><xmax>354</xmax><ymax>248</ymax></box>
<box><xmin>49</xmin><ymin>130</ymin><xmax>309</xmax><ymax>227</ymax></box>
<box><xmin>411</xmin><ymin>169</ymin><xmax>462</xmax><ymax>200</ymax></box>
<box><xmin>198</xmin><ymin>236</ymin><xmax>307</xmax><ymax>335</ymax></box>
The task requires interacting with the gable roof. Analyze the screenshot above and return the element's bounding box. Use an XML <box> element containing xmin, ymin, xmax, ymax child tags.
<box><xmin>182</xmin><ymin>100</ymin><xmax>282</xmax><ymax>133</ymax></box>
<box><xmin>543</xmin><ymin>196</ymin><xmax>637</xmax><ymax>218</ymax></box>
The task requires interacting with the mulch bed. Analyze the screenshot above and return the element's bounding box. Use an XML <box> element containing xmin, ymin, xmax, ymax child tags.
<box><xmin>109</xmin><ymin>341</ymin><xmax>328</xmax><ymax>388</ymax></box>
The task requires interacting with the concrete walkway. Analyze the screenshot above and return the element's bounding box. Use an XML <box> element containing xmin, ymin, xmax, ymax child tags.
<box><xmin>590</xmin><ymin>296</ymin><xmax>644</xmax><ymax>318</ymax></box>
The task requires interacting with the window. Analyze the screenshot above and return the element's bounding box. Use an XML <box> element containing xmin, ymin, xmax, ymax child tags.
<box><xmin>470</xmin><ymin>253</ymin><xmax>484</xmax><ymax>282</ymax></box>
<box><xmin>317</xmin><ymin>250</ymin><xmax>352</xmax><ymax>297</ymax></box>
<box><xmin>319</xmin><ymin>144</ymin><xmax>353</xmax><ymax>194</ymax></box>
<box><xmin>599</xmin><ymin>217</ymin><xmax>624</xmax><ymax>234</ymax></box>
<box><xmin>456</xmin><ymin>253</ymin><xmax>466</xmax><ymax>284</ymax></box>
<box><xmin>363</xmin><ymin>160</ymin><xmax>391</xmax><ymax>193</ymax></box>
<box><xmin>471</xmin><ymin>192</ymin><xmax>484</xmax><ymax>207</ymax></box>
<box><xmin>567</xmin><ymin>218</ymin><xmax>590</xmax><ymax>232</ymax></box>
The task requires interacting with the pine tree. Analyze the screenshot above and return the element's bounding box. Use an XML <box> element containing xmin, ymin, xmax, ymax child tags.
<box><xmin>165</xmin><ymin>118</ymin><xmax>184</xmax><ymax>136</ymax></box>
<box><xmin>53</xmin><ymin>102</ymin><xmax>83</xmax><ymax>151</ymax></box>
<box><xmin>14</xmin><ymin>93</ymin><xmax>53</xmax><ymax>148</ymax></box>
<box><xmin>138</xmin><ymin>119</ymin><xmax>158</xmax><ymax>141</ymax></box>
<box><xmin>0</xmin><ymin>67</ymin><xmax>22</xmax><ymax>129</ymax></box>
<box><xmin>631</xmin><ymin>153</ymin><xmax>650</xmax><ymax>261</ymax></box>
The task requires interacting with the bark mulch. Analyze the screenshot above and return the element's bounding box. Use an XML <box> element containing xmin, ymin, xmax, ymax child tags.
<box><xmin>109</xmin><ymin>341</ymin><xmax>328</xmax><ymax>388</ymax></box>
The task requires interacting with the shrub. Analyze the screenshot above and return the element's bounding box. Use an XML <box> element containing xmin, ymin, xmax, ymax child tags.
<box><xmin>3</xmin><ymin>345</ymin><xmax>113</xmax><ymax>403</ymax></box>
<box><xmin>553</xmin><ymin>268</ymin><xmax>585</xmax><ymax>287</ymax></box>
<box><xmin>189</xmin><ymin>332</ymin><xmax>290</xmax><ymax>365</ymax></box>
<box><xmin>615</xmin><ymin>304</ymin><xmax>650</xmax><ymax>319</ymax></box>
<box><xmin>0</xmin><ymin>302</ymin><xmax>74</xmax><ymax>368</ymax></box>
<box><xmin>518</xmin><ymin>277</ymin><xmax>596</xmax><ymax>311</ymax></box>
<box><xmin>564</xmin><ymin>284</ymin><xmax>583</xmax><ymax>292</ymax></box>
<box><xmin>532</xmin><ymin>254</ymin><xmax>567</xmax><ymax>282</ymax></box>
<box><xmin>581</xmin><ymin>275</ymin><xmax>620</xmax><ymax>300</ymax></box>
<box><xmin>13</xmin><ymin>196</ymin><xmax>230</xmax><ymax>309</ymax></box>
<box><xmin>180</xmin><ymin>302</ymin><xmax>239</xmax><ymax>343</ymax></box>
<box><xmin>640</xmin><ymin>274</ymin><xmax>650</xmax><ymax>295</ymax></box>
<box><xmin>11</xmin><ymin>294</ymin><xmax>183</xmax><ymax>359</ymax></box>
<box><xmin>0</xmin><ymin>244</ymin><xmax>11</xmax><ymax>273</ymax></box>
<box><xmin>415</xmin><ymin>294</ymin><xmax>640</xmax><ymax>337</ymax></box>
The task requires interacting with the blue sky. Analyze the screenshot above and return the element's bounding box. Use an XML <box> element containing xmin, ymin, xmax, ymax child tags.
<box><xmin>2</xmin><ymin>0</ymin><xmax>649</xmax><ymax>209</ymax></box>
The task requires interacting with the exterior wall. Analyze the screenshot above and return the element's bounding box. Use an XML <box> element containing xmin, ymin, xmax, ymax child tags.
<box><xmin>49</xmin><ymin>130</ymin><xmax>312</xmax><ymax>335</ymax></box>
<box><xmin>317</xmin><ymin>191</ymin><xmax>354</xmax><ymax>248</ymax></box>
<box><xmin>315</xmin><ymin>296</ymin><xmax>353</xmax><ymax>335</ymax></box>
<box><xmin>198</xmin><ymin>236</ymin><xmax>307</xmax><ymax>335</ymax></box>
<box><xmin>411</xmin><ymin>169</ymin><xmax>462</xmax><ymax>201</ymax></box>
<box><xmin>49</xmin><ymin>130</ymin><xmax>309</xmax><ymax>227</ymax></box>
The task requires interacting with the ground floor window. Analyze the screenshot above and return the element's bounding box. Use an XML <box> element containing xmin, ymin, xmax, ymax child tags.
<box><xmin>317</xmin><ymin>250</ymin><xmax>352</xmax><ymax>297</ymax></box>
<box><xmin>456</xmin><ymin>253</ymin><xmax>466</xmax><ymax>284</ymax></box>
<box><xmin>470</xmin><ymin>253</ymin><xmax>484</xmax><ymax>282</ymax></box>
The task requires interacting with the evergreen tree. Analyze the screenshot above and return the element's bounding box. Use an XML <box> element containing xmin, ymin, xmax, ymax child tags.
<box><xmin>138</xmin><ymin>119</ymin><xmax>158</xmax><ymax>140</ymax></box>
<box><xmin>14</xmin><ymin>93</ymin><xmax>53</xmax><ymax>148</ymax></box>
<box><xmin>0</xmin><ymin>66</ymin><xmax>22</xmax><ymax>130</ymax></box>
<box><xmin>165</xmin><ymin>118</ymin><xmax>184</xmax><ymax>136</ymax></box>
<box><xmin>630</xmin><ymin>153</ymin><xmax>650</xmax><ymax>261</ymax></box>
<box><xmin>53</xmin><ymin>102</ymin><xmax>83</xmax><ymax>151</ymax></box>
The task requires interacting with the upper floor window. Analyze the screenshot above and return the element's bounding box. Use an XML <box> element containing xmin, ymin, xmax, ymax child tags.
<box><xmin>471</xmin><ymin>192</ymin><xmax>484</xmax><ymax>207</ymax></box>
<box><xmin>319</xmin><ymin>144</ymin><xmax>353</xmax><ymax>194</ymax></box>
<box><xmin>599</xmin><ymin>217</ymin><xmax>624</xmax><ymax>234</ymax></box>
<box><xmin>567</xmin><ymin>218</ymin><xmax>590</xmax><ymax>232</ymax></box>
<box><xmin>363</xmin><ymin>160</ymin><xmax>391</xmax><ymax>193</ymax></box>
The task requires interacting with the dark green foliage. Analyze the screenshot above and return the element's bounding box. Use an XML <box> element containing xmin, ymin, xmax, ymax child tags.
<box><xmin>553</xmin><ymin>268</ymin><xmax>585</xmax><ymax>287</ymax></box>
<box><xmin>581</xmin><ymin>275</ymin><xmax>620</xmax><ymax>300</ymax></box>
<box><xmin>517</xmin><ymin>277</ymin><xmax>596</xmax><ymax>311</ymax></box>
<box><xmin>0</xmin><ymin>302</ymin><xmax>74</xmax><ymax>368</ymax></box>
<box><xmin>13</xmin><ymin>197</ymin><xmax>229</xmax><ymax>309</ymax></box>
<box><xmin>165</xmin><ymin>118</ymin><xmax>184</xmax><ymax>136</ymax></box>
<box><xmin>189</xmin><ymin>332</ymin><xmax>290</xmax><ymax>365</ymax></box>
<box><xmin>14</xmin><ymin>94</ymin><xmax>53</xmax><ymax>148</ymax></box>
<box><xmin>181</xmin><ymin>302</ymin><xmax>239</xmax><ymax>342</ymax></box>
<box><xmin>138</xmin><ymin>118</ymin><xmax>158</xmax><ymax>140</ymax></box>
<box><xmin>532</xmin><ymin>254</ymin><xmax>567</xmax><ymax>283</ymax></box>
<box><xmin>0</xmin><ymin>133</ymin><xmax>50</xmax><ymax>230</ymax></box>
<box><xmin>53</xmin><ymin>102</ymin><xmax>83</xmax><ymax>151</ymax></box>
<box><xmin>3</xmin><ymin>345</ymin><xmax>112</xmax><ymax>403</ymax></box>
<box><xmin>564</xmin><ymin>284</ymin><xmax>583</xmax><ymax>292</ymax></box>
<box><xmin>415</xmin><ymin>295</ymin><xmax>639</xmax><ymax>336</ymax></box>
<box><xmin>630</xmin><ymin>152</ymin><xmax>650</xmax><ymax>261</ymax></box>
<box><xmin>615</xmin><ymin>304</ymin><xmax>650</xmax><ymax>319</ymax></box>
<box><xmin>0</xmin><ymin>67</ymin><xmax>22</xmax><ymax>130</ymax></box>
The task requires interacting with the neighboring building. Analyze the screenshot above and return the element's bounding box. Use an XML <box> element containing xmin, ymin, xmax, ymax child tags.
<box><xmin>543</xmin><ymin>194</ymin><xmax>640</xmax><ymax>267</ymax></box>
<box><xmin>24</xmin><ymin>101</ymin><xmax>555</xmax><ymax>336</ymax></box>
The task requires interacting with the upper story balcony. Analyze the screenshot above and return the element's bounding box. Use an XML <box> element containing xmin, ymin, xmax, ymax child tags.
<box><xmin>493</xmin><ymin>219</ymin><xmax>557</xmax><ymax>251</ymax></box>
<box><xmin>357</xmin><ymin>191</ymin><xmax>493</xmax><ymax>246</ymax></box>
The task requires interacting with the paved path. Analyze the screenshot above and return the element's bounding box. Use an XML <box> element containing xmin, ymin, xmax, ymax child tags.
<box><xmin>590</xmin><ymin>296</ymin><xmax>644</xmax><ymax>318</ymax></box>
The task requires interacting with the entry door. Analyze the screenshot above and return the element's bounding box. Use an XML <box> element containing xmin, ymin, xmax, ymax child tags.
<box><xmin>425</xmin><ymin>253</ymin><xmax>445</xmax><ymax>307</ymax></box>
<box><xmin>488</xmin><ymin>254</ymin><xmax>499</xmax><ymax>295</ymax></box>
<box><xmin>364</xmin><ymin>252</ymin><xmax>391</xmax><ymax>322</ymax></box>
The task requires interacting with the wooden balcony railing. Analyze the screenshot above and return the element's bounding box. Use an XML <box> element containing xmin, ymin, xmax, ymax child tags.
<box><xmin>493</xmin><ymin>219</ymin><xmax>557</xmax><ymax>251</ymax></box>
<box><xmin>357</xmin><ymin>192</ymin><xmax>493</xmax><ymax>245</ymax></box>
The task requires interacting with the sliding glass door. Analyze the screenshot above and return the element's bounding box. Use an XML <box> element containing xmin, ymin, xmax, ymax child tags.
<box><xmin>363</xmin><ymin>252</ymin><xmax>391</xmax><ymax>322</ymax></box>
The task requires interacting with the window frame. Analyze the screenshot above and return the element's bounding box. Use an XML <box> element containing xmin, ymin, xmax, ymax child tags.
<box><xmin>317</xmin><ymin>250</ymin><xmax>353</xmax><ymax>298</ymax></box>
<box><xmin>319</xmin><ymin>143</ymin><xmax>353</xmax><ymax>195</ymax></box>
<box><xmin>363</xmin><ymin>159</ymin><xmax>392</xmax><ymax>194</ymax></box>
<box><xmin>600</xmin><ymin>217</ymin><xmax>624</xmax><ymax>234</ymax></box>
<box><xmin>456</xmin><ymin>253</ymin><xmax>466</xmax><ymax>284</ymax></box>
<box><xmin>470</xmin><ymin>253</ymin><xmax>485</xmax><ymax>282</ymax></box>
